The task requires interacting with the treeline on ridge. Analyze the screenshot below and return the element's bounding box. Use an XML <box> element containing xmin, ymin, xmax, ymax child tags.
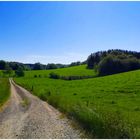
<box><xmin>1</xmin><ymin>49</ymin><xmax>140</xmax><ymax>77</ymax></box>
<box><xmin>87</xmin><ymin>49</ymin><xmax>140</xmax><ymax>76</ymax></box>
<box><xmin>49</xmin><ymin>72</ymin><xmax>95</xmax><ymax>80</ymax></box>
<box><xmin>0</xmin><ymin>61</ymin><xmax>85</xmax><ymax>71</ymax></box>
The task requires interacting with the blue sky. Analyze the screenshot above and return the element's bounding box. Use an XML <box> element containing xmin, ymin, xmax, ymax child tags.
<box><xmin>0</xmin><ymin>2</ymin><xmax>140</xmax><ymax>64</ymax></box>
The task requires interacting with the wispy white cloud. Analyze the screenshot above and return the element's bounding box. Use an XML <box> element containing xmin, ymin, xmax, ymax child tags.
<box><xmin>19</xmin><ymin>52</ymin><xmax>88</xmax><ymax>64</ymax></box>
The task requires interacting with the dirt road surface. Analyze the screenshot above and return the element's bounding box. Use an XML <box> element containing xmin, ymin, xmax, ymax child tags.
<box><xmin>0</xmin><ymin>79</ymin><xmax>85</xmax><ymax>139</ymax></box>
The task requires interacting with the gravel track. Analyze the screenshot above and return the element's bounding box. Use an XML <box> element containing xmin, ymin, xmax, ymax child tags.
<box><xmin>0</xmin><ymin>79</ymin><xmax>85</xmax><ymax>139</ymax></box>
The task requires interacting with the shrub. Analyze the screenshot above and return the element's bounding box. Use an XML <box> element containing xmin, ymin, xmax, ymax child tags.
<box><xmin>49</xmin><ymin>73</ymin><xmax>95</xmax><ymax>80</ymax></box>
<box><xmin>33</xmin><ymin>63</ymin><xmax>44</xmax><ymax>70</ymax></box>
<box><xmin>15</xmin><ymin>67</ymin><xmax>24</xmax><ymax>77</ymax></box>
<box><xmin>34</xmin><ymin>75</ymin><xmax>37</xmax><ymax>78</ymax></box>
<box><xmin>46</xmin><ymin>63</ymin><xmax>58</xmax><ymax>69</ymax></box>
<box><xmin>98</xmin><ymin>55</ymin><xmax>140</xmax><ymax>76</ymax></box>
<box><xmin>49</xmin><ymin>72</ymin><xmax>60</xmax><ymax>79</ymax></box>
<box><xmin>60</xmin><ymin>75</ymin><xmax>94</xmax><ymax>80</ymax></box>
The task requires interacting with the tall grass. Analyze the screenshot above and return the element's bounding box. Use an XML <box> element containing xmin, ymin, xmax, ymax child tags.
<box><xmin>46</xmin><ymin>95</ymin><xmax>137</xmax><ymax>138</ymax></box>
<box><xmin>0</xmin><ymin>78</ymin><xmax>10</xmax><ymax>107</ymax></box>
<box><xmin>14</xmin><ymin>67</ymin><xmax>140</xmax><ymax>138</ymax></box>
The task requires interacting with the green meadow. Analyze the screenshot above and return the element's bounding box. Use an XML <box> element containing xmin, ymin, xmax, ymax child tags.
<box><xmin>0</xmin><ymin>70</ymin><xmax>3</xmax><ymax>77</ymax></box>
<box><xmin>0</xmin><ymin>78</ymin><xmax>10</xmax><ymax>107</ymax></box>
<box><xmin>24</xmin><ymin>65</ymin><xmax>96</xmax><ymax>78</ymax></box>
<box><xmin>14</xmin><ymin>65</ymin><xmax>140</xmax><ymax>138</ymax></box>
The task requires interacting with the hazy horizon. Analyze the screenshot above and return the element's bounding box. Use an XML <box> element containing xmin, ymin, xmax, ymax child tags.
<box><xmin>1</xmin><ymin>2</ymin><xmax>140</xmax><ymax>64</ymax></box>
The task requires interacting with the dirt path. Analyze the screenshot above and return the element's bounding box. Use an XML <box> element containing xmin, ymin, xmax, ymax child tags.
<box><xmin>0</xmin><ymin>79</ymin><xmax>85</xmax><ymax>139</ymax></box>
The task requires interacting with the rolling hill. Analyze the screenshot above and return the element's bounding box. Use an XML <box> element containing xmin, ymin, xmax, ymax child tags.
<box><xmin>24</xmin><ymin>65</ymin><xmax>96</xmax><ymax>78</ymax></box>
<box><xmin>14</xmin><ymin>65</ymin><xmax>140</xmax><ymax>138</ymax></box>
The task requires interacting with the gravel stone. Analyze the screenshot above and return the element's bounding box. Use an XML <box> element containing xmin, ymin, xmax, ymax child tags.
<box><xmin>0</xmin><ymin>79</ymin><xmax>85</xmax><ymax>139</ymax></box>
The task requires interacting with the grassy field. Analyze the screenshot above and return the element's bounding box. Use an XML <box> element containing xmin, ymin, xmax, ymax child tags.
<box><xmin>0</xmin><ymin>78</ymin><xmax>10</xmax><ymax>107</ymax></box>
<box><xmin>0</xmin><ymin>70</ymin><xmax>3</xmax><ymax>77</ymax></box>
<box><xmin>0</xmin><ymin>70</ymin><xmax>15</xmax><ymax>77</ymax></box>
<box><xmin>24</xmin><ymin>65</ymin><xmax>96</xmax><ymax>78</ymax></box>
<box><xmin>14</xmin><ymin>66</ymin><xmax>140</xmax><ymax>138</ymax></box>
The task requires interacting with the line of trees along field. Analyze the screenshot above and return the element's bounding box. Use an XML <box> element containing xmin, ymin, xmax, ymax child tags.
<box><xmin>0</xmin><ymin>61</ymin><xmax>85</xmax><ymax>71</ymax></box>
<box><xmin>1</xmin><ymin>49</ymin><xmax>140</xmax><ymax>77</ymax></box>
<box><xmin>0</xmin><ymin>60</ymin><xmax>85</xmax><ymax>77</ymax></box>
<box><xmin>87</xmin><ymin>49</ymin><xmax>140</xmax><ymax>76</ymax></box>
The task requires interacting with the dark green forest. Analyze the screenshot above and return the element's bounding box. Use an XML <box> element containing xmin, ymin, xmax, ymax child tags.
<box><xmin>0</xmin><ymin>61</ymin><xmax>84</xmax><ymax>71</ymax></box>
<box><xmin>87</xmin><ymin>49</ymin><xmax>140</xmax><ymax>76</ymax></box>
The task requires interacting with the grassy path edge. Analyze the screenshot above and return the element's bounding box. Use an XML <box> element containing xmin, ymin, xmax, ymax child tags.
<box><xmin>0</xmin><ymin>78</ymin><xmax>11</xmax><ymax>110</ymax></box>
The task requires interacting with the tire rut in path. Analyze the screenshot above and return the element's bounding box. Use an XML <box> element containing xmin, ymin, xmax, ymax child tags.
<box><xmin>0</xmin><ymin>79</ymin><xmax>85</xmax><ymax>139</ymax></box>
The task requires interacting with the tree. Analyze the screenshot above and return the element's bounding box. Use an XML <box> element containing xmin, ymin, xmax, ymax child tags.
<box><xmin>0</xmin><ymin>60</ymin><xmax>7</xmax><ymax>70</ymax></box>
<box><xmin>46</xmin><ymin>63</ymin><xmax>57</xmax><ymax>69</ymax></box>
<box><xmin>9</xmin><ymin>62</ymin><xmax>20</xmax><ymax>70</ymax></box>
<box><xmin>15</xmin><ymin>67</ymin><xmax>24</xmax><ymax>77</ymax></box>
<box><xmin>49</xmin><ymin>72</ymin><xmax>60</xmax><ymax>79</ymax></box>
<box><xmin>87</xmin><ymin>54</ymin><xmax>95</xmax><ymax>69</ymax></box>
<box><xmin>98</xmin><ymin>56</ymin><xmax>119</xmax><ymax>76</ymax></box>
<box><xmin>3</xmin><ymin>64</ymin><xmax>13</xmax><ymax>77</ymax></box>
<box><xmin>86</xmin><ymin>49</ymin><xmax>140</xmax><ymax>70</ymax></box>
<box><xmin>98</xmin><ymin>55</ymin><xmax>140</xmax><ymax>76</ymax></box>
<box><xmin>69</xmin><ymin>61</ymin><xmax>81</xmax><ymax>67</ymax></box>
<box><xmin>33</xmin><ymin>63</ymin><xmax>43</xmax><ymax>70</ymax></box>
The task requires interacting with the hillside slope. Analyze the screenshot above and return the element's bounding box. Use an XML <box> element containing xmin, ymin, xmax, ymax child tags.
<box><xmin>15</xmin><ymin>67</ymin><xmax>140</xmax><ymax>138</ymax></box>
<box><xmin>24</xmin><ymin>65</ymin><xmax>96</xmax><ymax>78</ymax></box>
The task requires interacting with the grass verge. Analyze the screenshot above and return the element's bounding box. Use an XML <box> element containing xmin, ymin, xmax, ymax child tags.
<box><xmin>0</xmin><ymin>78</ymin><xmax>10</xmax><ymax>108</ymax></box>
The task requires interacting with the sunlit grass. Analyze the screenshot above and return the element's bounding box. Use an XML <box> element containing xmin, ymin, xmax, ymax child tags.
<box><xmin>24</xmin><ymin>65</ymin><xmax>96</xmax><ymax>78</ymax></box>
<box><xmin>0</xmin><ymin>78</ymin><xmax>10</xmax><ymax>107</ymax></box>
<box><xmin>15</xmin><ymin>66</ymin><xmax>140</xmax><ymax>138</ymax></box>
